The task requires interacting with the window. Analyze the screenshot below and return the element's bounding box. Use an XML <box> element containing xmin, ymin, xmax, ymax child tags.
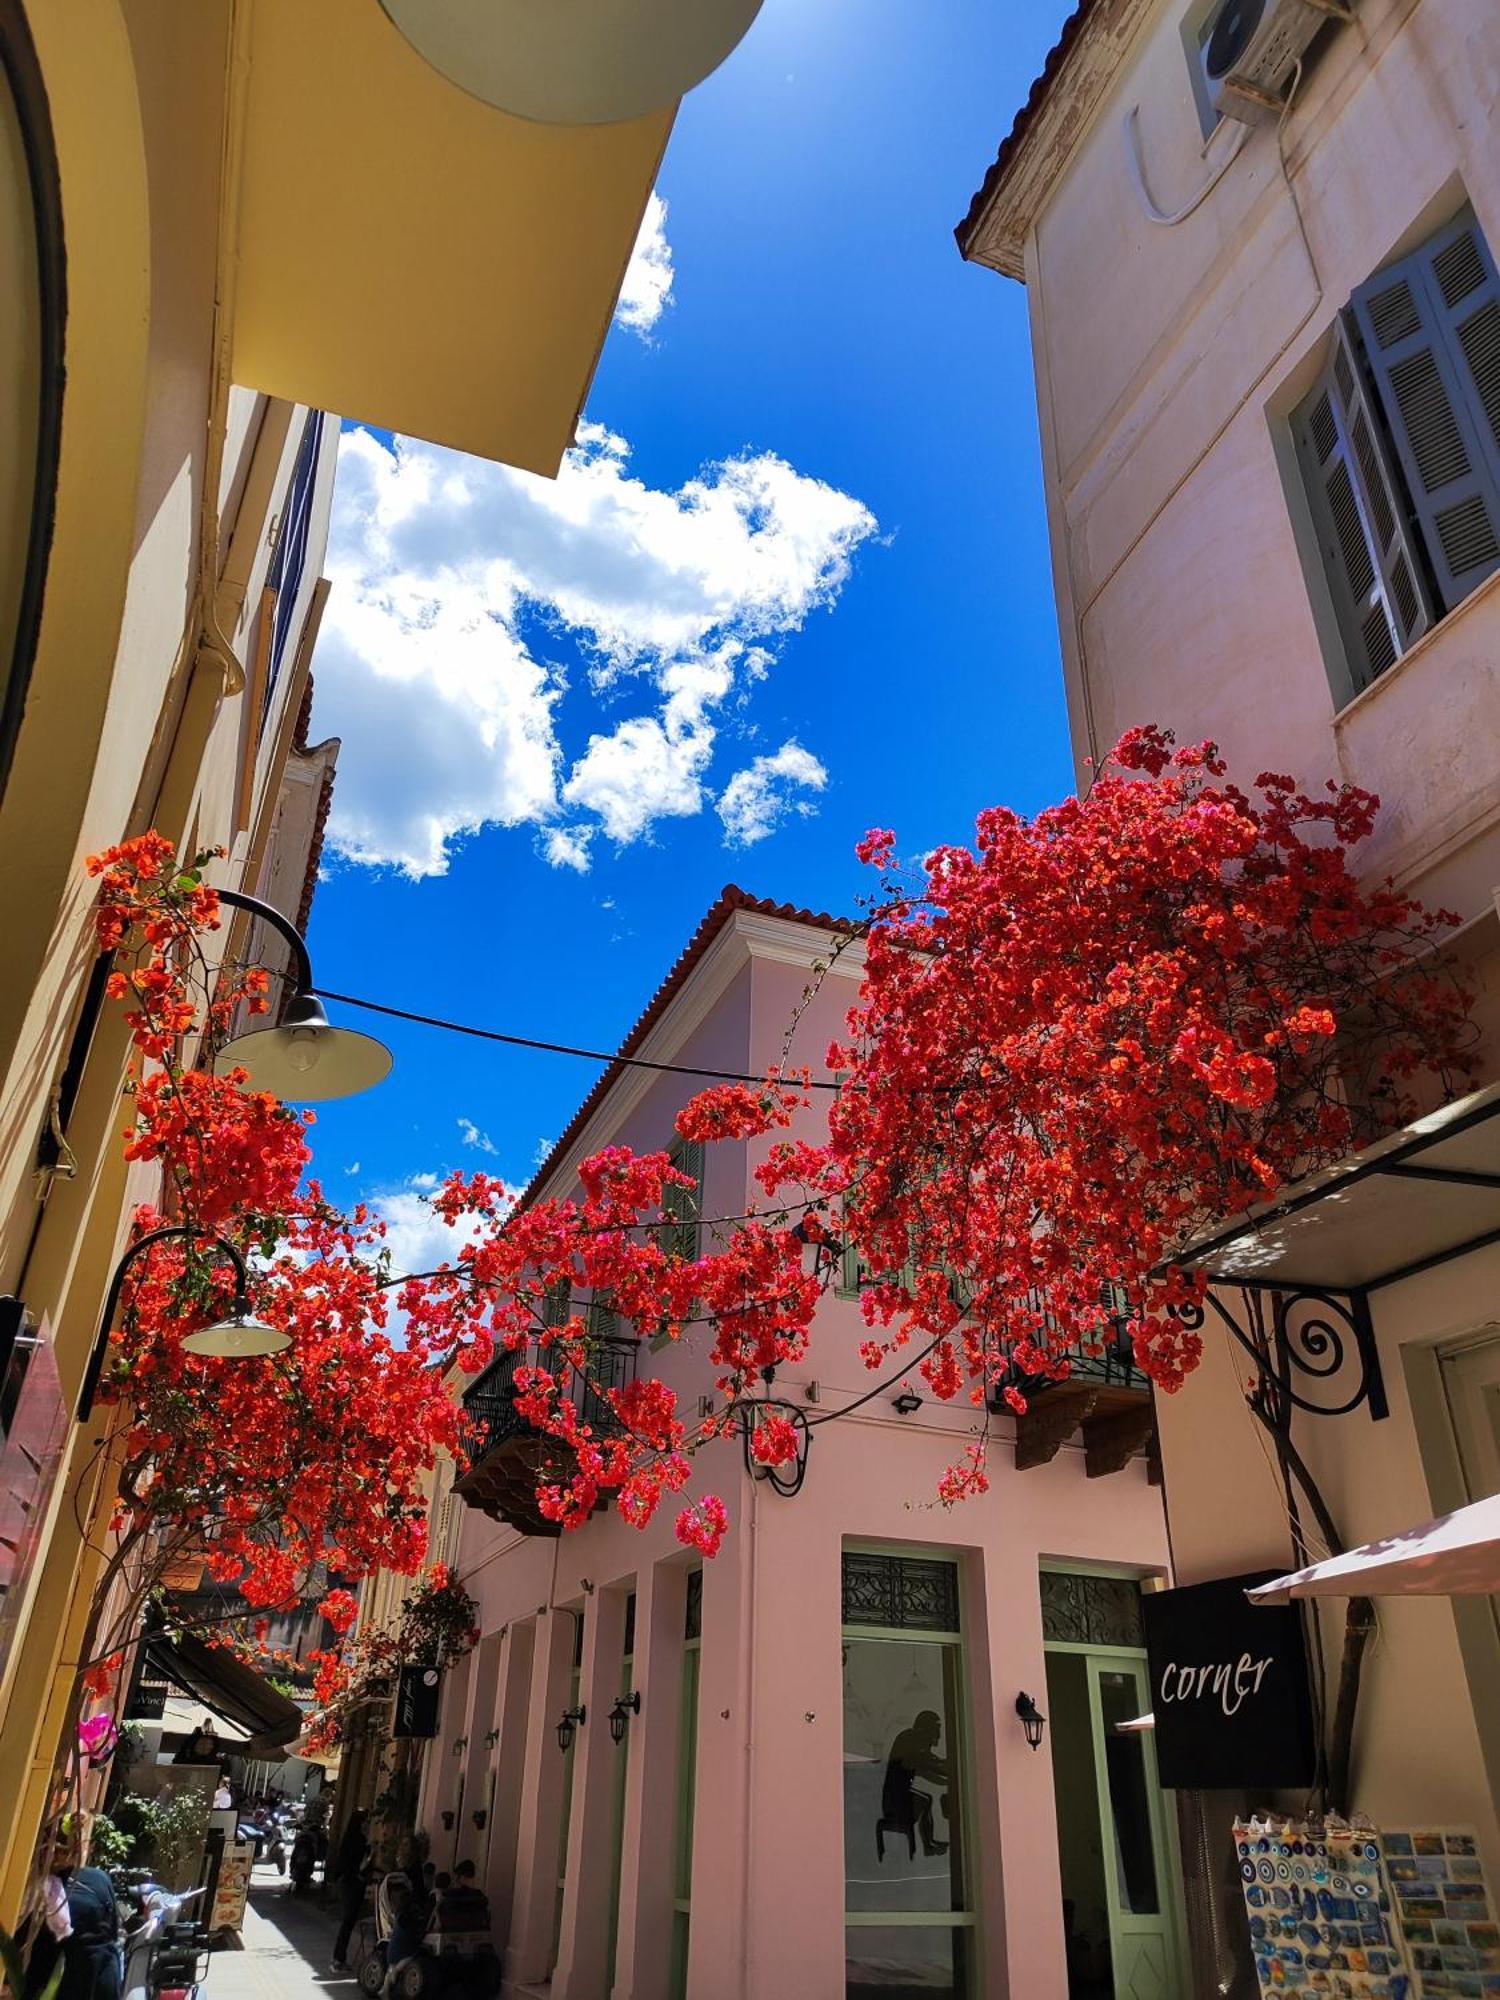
<box><xmin>842</xmin><ymin>1549</ymin><xmax>975</xmax><ymax>1999</ymax></box>
<box><xmin>261</xmin><ymin>410</ymin><xmax>326</xmax><ymax>733</ymax></box>
<box><xmin>1293</xmin><ymin>207</ymin><xmax>1500</xmax><ymax>701</ymax></box>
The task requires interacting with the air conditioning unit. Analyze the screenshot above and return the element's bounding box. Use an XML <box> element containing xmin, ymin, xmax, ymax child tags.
<box><xmin>1200</xmin><ymin>0</ymin><xmax>1355</xmax><ymax>126</ymax></box>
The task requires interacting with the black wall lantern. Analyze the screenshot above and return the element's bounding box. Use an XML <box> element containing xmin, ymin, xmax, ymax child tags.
<box><xmin>555</xmin><ymin>1704</ymin><xmax>586</xmax><ymax>1753</ymax></box>
<box><xmin>891</xmin><ymin>1389</ymin><xmax>922</xmax><ymax>1416</ymax></box>
<box><xmin>1015</xmin><ymin>1691</ymin><xmax>1046</xmax><ymax>1751</ymax></box>
<box><xmin>608</xmin><ymin>1690</ymin><xmax>641</xmax><ymax>1745</ymax></box>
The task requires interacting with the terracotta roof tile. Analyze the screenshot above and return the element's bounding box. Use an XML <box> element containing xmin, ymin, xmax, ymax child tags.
<box><xmin>954</xmin><ymin>0</ymin><xmax>1099</xmax><ymax>257</ymax></box>
<box><xmin>522</xmin><ymin>886</ymin><xmax>854</xmax><ymax>1206</ymax></box>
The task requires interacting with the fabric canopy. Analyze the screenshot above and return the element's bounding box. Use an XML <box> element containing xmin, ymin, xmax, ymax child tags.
<box><xmin>147</xmin><ymin>1627</ymin><xmax>303</xmax><ymax>1754</ymax></box>
<box><xmin>1248</xmin><ymin>1493</ymin><xmax>1500</xmax><ymax>1604</ymax></box>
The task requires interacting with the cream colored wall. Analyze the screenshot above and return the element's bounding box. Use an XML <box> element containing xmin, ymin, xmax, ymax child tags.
<box><xmin>1026</xmin><ymin>0</ymin><xmax>1500</xmax><ymax>918</ymax></box>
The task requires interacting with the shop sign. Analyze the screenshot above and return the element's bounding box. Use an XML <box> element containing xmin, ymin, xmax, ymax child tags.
<box><xmin>1142</xmin><ymin>1570</ymin><xmax>1316</xmax><ymax>1789</ymax></box>
<box><xmin>394</xmin><ymin>1664</ymin><xmax>442</xmax><ymax>1738</ymax></box>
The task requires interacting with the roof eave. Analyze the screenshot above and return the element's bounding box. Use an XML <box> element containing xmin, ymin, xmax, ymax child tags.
<box><xmin>955</xmin><ymin>0</ymin><xmax>1148</xmax><ymax>283</ymax></box>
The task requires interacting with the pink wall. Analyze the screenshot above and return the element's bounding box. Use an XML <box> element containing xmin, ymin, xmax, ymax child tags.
<box><xmin>430</xmin><ymin>911</ymin><xmax>1172</xmax><ymax>1998</ymax></box>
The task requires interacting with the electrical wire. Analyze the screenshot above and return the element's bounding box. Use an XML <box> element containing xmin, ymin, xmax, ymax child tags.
<box><xmin>317</xmin><ymin>986</ymin><xmax>843</xmax><ymax>1091</ymax></box>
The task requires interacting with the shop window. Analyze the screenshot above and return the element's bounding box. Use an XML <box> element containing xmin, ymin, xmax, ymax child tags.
<box><xmin>1292</xmin><ymin>206</ymin><xmax>1500</xmax><ymax>702</ymax></box>
<box><xmin>842</xmin><ymin>1549</ymin><xmax>975</xmax><ymax>1999</ymax></box>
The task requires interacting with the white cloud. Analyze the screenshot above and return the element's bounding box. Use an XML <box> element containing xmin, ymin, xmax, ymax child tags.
<box><xmin>615</xmin><ymin>191</ymin><xmax>674</xmax><ymax>339</ymax></box>
<box><xmin>717</xmin><ymin>740</ymin><xmax>828</xmax><ymax>846</ymax></box>
<box><xmin>458</xmin><ymin>1117</ymin><xmax>497</xmax><ymax>1155</ymax></box>
<box><xmin>532</xmin><ymin>1136</ymin><xmax>556</xmax><ymax>1168</ymax></box>
<box><xmin>407</xmin><ymin>1171</ymin><xmax>439</xmax><ymax>1192</ymax></box>
<box><xmin>345</xmin><ymin>1160</ymin><xmax>361</xmax><ymax>1175</ymax></box>
<box><xmin>318</xmin><ymin>424</ymin><xmax>876</xmax><ymax>876</ymax></box>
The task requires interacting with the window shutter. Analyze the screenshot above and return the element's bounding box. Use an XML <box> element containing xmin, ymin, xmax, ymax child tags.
<box><xmin>1293</xmin><ymin>317</ymin><xmax>1433</xmax><ymax>694</ymax></box>
<box><xmin>660</xmin><ymin>1138</ymin><xmax>704</xmax><ymax>1262</ymax></box>
<box><xmin>586</xmin><ymin>1295</ymin><xmax>618</xmax><ymax>1342</ymax></box>
<box><xmin>1352</xmin><ymin>209</ymin><xmax>1500</xmax><ymax>613</ymax></box>
<box><xmin>541</xmin><ymin>1279</ymin><xmax>571</xmax><ymax>1329</ymax></box>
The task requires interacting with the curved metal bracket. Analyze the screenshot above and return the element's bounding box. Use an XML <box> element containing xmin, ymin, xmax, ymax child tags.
<box><xmin>1175</xmin><ymin>1282</ymin><xmax>1388</xmax><ymax>1423</ymax></box>
<box><xmin>739</xmin><ymin>1396</ymin><xmax>812</xmax><ymax>1497</ymax></box>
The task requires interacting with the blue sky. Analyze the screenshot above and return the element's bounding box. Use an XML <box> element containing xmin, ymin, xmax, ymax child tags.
<box><xmin>302</xmin><ymin>0</ymin><xmax>1077</xmax><ymax>1256</ymax></box>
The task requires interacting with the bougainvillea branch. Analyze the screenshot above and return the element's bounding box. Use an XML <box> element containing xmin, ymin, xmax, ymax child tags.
<box><xmin>81</xmin><ymin>726</ymin><xmax>1473</xmax><ymax>1648</ymax></box>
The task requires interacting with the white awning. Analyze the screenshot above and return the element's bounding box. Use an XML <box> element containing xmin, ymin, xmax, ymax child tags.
<box><xmin>1248</xmin><ymin>1493</ymin><xmax>1500</xmax><ymax>1603</ymax></box>
<box><xmin>1172</xmin><ymin>1081</ymin><xmax>1500</xmax><ymax>1293</ymax></box>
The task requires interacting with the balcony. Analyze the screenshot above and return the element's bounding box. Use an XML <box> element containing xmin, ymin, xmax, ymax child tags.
<box><xmin>453</xmin><ymin>1336</ymin><xmax>639</xmax><ymax>1537</ymax></box>
<box><xmin>988</xmin><ymin>1310</ymin><xmax>1157</xmax><ymax>1479</ymax></box>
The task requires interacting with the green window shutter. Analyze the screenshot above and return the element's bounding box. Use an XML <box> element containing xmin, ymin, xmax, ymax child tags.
<box><xmin>1293</xmin><ymin>316</ymin><xmax>1433</xmax><ymax>693</ymax></box>
<box><xmin>660</xmin><ymin>1138</ymin><xmax>704</xmax><ymax>1263</ymax></box>
<box><xmin>1352</xmin><ymin>208</ymin><xmax>1500</xmax><ymax>613</ymax></box>
<box><xmin>586</xmin><ymin>1296</ymin><xmax>618</xmax><ymax>1342</ymax></box>
<box><xmin>541</xmin><ymin>1279</ymin><xmax>572</xmax><ymax>1329</ymax></box>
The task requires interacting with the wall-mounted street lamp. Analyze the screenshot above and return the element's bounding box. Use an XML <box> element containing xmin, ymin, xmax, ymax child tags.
<box><xmin>77</xmin><ymin>1226</ymin><xmax>288</xmax><ymax>1422</ymax></box>
<box><xmin>555</xmin><ymin>1705</ymin><xmax>586</xmax><ymax>1753</ymax></box>
<box><xmin>1015</xmin><ymin>1691</ymin><xmax>1047</xmax><ymax>1753</ymax></box>
<box><xmin>608</xmin><ymin>1690</ymin><xmax>640</xmax><ymax>1745</ymax></box>
<box><xmin>377</xmin><ymin>0</ymin><xmax>765</xmax><ymax>128</ymax></box>
<box><xmin>892</xmin><ymin>1389</ymin><xmax>923</xmax><ymax>1417</ymax></box>
<box><xmin>212</xmin><ymin>889</ymin><xmax>391</xmax><ymax>1103</ymax></box>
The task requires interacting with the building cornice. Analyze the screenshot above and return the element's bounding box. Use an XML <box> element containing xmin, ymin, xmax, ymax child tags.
<box><xmin>957</xmin><ymin>0</ymin><xmax>1152</xmax><ymax>281</ymax></box>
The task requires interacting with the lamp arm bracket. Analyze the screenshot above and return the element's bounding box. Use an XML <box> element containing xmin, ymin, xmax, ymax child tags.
<box><xmin>216</xmin><ymin>887</ymin><xmax>314</xmax><ymax>995</ymax></box>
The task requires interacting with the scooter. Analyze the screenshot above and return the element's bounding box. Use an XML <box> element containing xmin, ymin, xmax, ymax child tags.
<box><xmin>123</xmin><ymin>1882</ymin><xmax>210</xmax><ymax>2000</ymax></box>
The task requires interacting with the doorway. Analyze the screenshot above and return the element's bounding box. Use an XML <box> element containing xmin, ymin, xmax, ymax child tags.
<box><xmin>1042</xmin><ymin>1572</ymin><xmax>1184</xmax><ymax>2000</ymax></box>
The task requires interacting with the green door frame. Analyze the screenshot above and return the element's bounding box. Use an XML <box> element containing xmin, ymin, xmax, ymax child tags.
<box><xmin>1041</xmin><ymin>1576</ymin><xmax>1188</xmax><ymax>1998</ymax></box>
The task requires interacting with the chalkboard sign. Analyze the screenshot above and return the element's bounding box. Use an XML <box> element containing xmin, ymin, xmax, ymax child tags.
<box><xmin>394</xmin><ymin>1664</ymin><xmax>442</xmax><ymax>1739</ymax></box>
<box><xmin>1141</xmin><ymin>1571</ymin><xmax>1316</xmax><ymax>1790</ymax></box>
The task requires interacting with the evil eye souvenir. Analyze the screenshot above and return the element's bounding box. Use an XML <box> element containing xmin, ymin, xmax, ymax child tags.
<box><xmin>1259</xmin><ymin>1860</ymin><xmax>1277</xmax><ymax>1883</ymax></box>
<box><xmin>1242</xmin><ymin>1861</ymin><xmax>1257</xmax><ymax>1882</ymax></box>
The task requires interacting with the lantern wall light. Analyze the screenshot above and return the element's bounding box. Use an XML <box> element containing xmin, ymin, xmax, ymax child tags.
<box><xmin>213</xmin><ymin>889</ymin><xmax>391</xmax><ymax>1102</ymax></box>
<box><xmin>608</xmin><ymin>1690</ymin><xmax>640</xmax><ymax>1745</ymax></box>
<box><xmin>892</xmin><ymin>1389</ymin><xmax>923</xmax><ymax>1417</ymax></box>
<box><xmin>77</xmin><ymin>1225</ymin><xmax>288</xmax><ymax>1423</ymax></box>
<box><xmin>1015</xmin><ymin>1691</ymin><xmax>1047</xmax><ymax>1752</ymax></box>
<box><xmin>556</xmin><ymin>1705</ymin><xmax>586</xmax><ymax>1753</ymax></box>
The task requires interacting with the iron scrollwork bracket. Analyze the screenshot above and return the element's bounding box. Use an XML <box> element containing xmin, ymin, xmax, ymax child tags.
<box><xmin>738</xmin><ymin>1396</ymin><xmax>812</xmax><ymax>1497</ymax></box>
<box><xmin>1175</xmin><ymin>1283</ymin><xmax>1388</xmax><ymax>1422</ymax></box>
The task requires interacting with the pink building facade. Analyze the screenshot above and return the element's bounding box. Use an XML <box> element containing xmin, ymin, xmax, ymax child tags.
<box><xmin>416</xmin><ymin>893</ymin><xmax>1177</xmax><ymax>2000</ymax></box>
<box><xmin>960</xmin><ymin>1</ymin><xmax>1500</xmax><ymax>1992</ymax></box>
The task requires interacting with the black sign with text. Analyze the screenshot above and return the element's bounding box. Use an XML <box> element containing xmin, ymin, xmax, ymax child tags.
<box><xmin>1141</xmin><ymin>1571</ymin><xmax>1317</xmax><ymax>1790</ymax></box>
<box><xmin>394</xmin><ymin>1665</ymin><xmax>442</xmax><ymax>1739</ymax></box>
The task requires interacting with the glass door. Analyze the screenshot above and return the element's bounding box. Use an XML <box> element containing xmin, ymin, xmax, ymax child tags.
<box><xmin>1086</xmin><ymin>1658</ymin><xmax>1179</xmax><ymax>2000</ymax></box>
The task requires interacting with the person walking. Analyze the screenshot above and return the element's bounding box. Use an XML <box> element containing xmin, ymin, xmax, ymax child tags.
<box><xmin>330</xmin><ymin>1810</ymin><xmax>371</xmax><ymax>1974</ymax></box>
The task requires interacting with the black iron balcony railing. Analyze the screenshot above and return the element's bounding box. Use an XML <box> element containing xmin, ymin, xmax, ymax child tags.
<box><xmin>461</xmin><ymin>1336</ymin><xmax>639</xmax><ymax>1466</ymax></box>
<box><xmin>986</xmin><ymin>1291</ymin><xmax>1150</xmax><ymax>1413</ymax></box>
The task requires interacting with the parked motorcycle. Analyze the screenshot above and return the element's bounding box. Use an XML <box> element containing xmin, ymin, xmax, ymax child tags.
<box><xmin>123</xmin><ymin>1882</ymin><xmax>209</xmax><ymax>2000</ymax></box>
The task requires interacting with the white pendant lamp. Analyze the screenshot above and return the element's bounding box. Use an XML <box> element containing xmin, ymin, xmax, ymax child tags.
<box><xmin>377</xmin><ymin>0</ymin><xmax>765</xmax><ymax>127</ymax></box>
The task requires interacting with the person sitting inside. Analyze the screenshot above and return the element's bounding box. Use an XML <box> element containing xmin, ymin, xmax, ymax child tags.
<box><xmin>880</xmin><ymin>1709</ymin><xmax>951</xmax><ymax>1861</ymax></box>
<box><xmin>436</xmin><ymin>1859</ymin><xmax>491</xmax><ymax>1934</ymax></box>
<box><xmin>382</xmin><ymin>1880</ymin><xmax>427</xmax><ymax>1996</ymax></box>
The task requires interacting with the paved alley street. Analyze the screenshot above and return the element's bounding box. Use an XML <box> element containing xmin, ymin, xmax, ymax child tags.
<box><xmin>204</xmin><ymin>1867</ymin><xmax>352</xmax><ymax>2000</ymax></box>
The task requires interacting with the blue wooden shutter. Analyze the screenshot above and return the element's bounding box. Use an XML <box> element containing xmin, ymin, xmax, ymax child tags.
<box><xmin>1293</xmin><ymin>317</ymin><xmax>1432</xmax><ymax>693</ymax></box>
<box><xmin>1352</xmin><ymin>209</ymin><xmax>1500</xmax><ymax>612</ymax></box>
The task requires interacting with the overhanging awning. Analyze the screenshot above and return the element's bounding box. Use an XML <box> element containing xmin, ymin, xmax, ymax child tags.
<box><xmin>1248</xmin><ymin>1493</ymin><xmax>1500</xmax><ymax>1602</ymax></box>
<box><xmin>147</xmin><ymin>1628</ymin><xmax>303</xmax><ymax>1755</ymax></box>
<box><xmin>1175</xmin><ymin>1081</ymin><xmax>1500</xmax><ymax>1295</ymax></box>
